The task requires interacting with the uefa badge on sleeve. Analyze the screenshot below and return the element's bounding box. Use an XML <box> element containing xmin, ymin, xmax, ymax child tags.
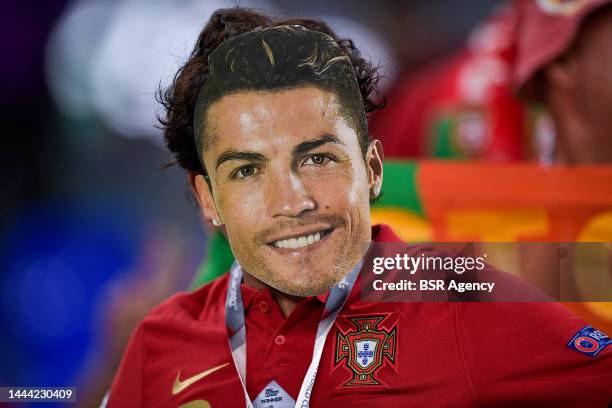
<box><xmin>567</xmin><ymin>326</ymin><xmax>612</xmax><ymax>358</ymax></box>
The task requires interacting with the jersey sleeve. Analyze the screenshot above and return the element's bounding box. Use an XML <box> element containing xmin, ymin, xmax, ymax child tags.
<box><xmin>106</xmin><ymin>323</ymin><xmax>147</xmax><ymax>408</ymax></box>
<box><xmin>455</xmin><ymin>302</ymin><xmax>612</xmax><ymax>407</ymax></box>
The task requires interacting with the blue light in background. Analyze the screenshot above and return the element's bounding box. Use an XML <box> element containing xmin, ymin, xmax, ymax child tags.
<box><xmin>0</xmin><ymin>200</ymin><xmax>139</xmax><ymax>388</ymax></box>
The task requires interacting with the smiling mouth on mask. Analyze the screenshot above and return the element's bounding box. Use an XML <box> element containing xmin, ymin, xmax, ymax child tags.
<box><xmin>272</xmin><ymin>229</ymin><xmax>334</xmax><ymax>249</ymax></box>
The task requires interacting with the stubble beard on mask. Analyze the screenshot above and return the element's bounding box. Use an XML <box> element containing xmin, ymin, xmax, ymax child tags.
<box><xmin>245</xmin><ymin>243</ymin><xmax>350</xmax><ymax>297</ymax></box>
<box><xmin>228</xmin><ymin>204</ymin><xmax>371</xmax><ymax>297</ymax></box>
<box><xmin>232</xmin><ymin>213</ymin><xmax>369</xmax><ymax>297</ymax></box>
<box><xmin>236</xmin><ymin>236</ymin><xmax>351</xmax><ymax>297</ymax></box>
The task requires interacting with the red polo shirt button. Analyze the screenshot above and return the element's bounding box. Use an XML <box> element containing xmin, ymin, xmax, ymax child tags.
<box><xmin>274</xmin><ymin>335</ymin><xmax>286</xmax><ymax>346</ymax></box>
<box><xmin>258</xmin><ymin>301</ymin><xmax>269</xmax><ymax>313</ymax></box>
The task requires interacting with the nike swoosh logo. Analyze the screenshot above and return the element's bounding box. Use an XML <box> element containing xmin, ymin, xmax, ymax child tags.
<box><xmin>172</xmin><ymin>363</ymin><xmax>230</xmax><ymax>395</ymax></box>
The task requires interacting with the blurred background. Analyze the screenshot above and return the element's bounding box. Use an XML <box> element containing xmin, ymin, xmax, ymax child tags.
<box><xmin>2</xmin><ymin>0</ymin><xmax>611</xmax><ymax>406</ymax></box>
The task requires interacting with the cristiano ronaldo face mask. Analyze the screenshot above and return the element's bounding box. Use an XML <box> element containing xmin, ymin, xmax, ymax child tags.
<box><xmin>191</xmin><ymin>26</ymin><xmax>383</xmax><ymax>296</ymax></box>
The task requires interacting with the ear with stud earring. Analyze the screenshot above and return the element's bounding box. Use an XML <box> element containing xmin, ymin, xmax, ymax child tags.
<box><xmin>371</xmin><ymin>182</ymin><xmax>381</xmax><ymax>198</ymax></box>
<box><xmin>212</xmin><ymin>219</ymin><xmax>219</xmax><ymax>226</ymax></box>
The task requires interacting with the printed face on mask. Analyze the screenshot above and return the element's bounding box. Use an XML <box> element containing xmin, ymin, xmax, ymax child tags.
<box><xmin>194</xmin><ymin>86</ymin><xmax>382</xmax><ymax>296</ymax></box>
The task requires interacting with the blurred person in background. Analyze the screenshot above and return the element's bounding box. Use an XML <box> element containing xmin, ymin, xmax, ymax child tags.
<box><xmin>515</xmin><ymin>0</ymin><xmax>612</xmax><ymax>164</ymax></box>
<box><xmin>370</xmin><ymin>0</ymin><xmax>612</xmax><ymax>164</ymax></box>
<box><xmin>106</xmin><ymin>7</ymin><xmax>612</xmax><ymax>407</ymax></box>
<box><xmin>368</xmin><ymin>3</ymin><xmax>527</xmax><ymax>161</ymax></box>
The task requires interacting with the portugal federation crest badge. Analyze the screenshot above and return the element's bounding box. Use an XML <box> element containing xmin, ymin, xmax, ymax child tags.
<box><xmin>333</xmin><ymin>315</ymin><xmax>397</xmax><ymax>386</ymax></box>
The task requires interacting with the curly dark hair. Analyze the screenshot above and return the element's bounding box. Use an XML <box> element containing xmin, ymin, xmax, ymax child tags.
<box><xmin>158</xmin><ymin>7</ymin><xmax>385</xmax><ymax>175</ymax></box>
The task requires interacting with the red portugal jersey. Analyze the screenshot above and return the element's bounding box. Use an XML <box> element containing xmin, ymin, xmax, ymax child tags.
<box><xmin>108</xmin><ymin>225</ymin><xmax>612</xmax><ymax>407</ymax></box>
